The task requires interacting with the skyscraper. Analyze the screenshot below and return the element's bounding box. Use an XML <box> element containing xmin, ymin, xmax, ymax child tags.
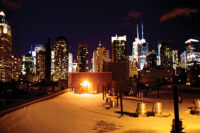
<box><xmin>0</xmin><ymin>11</ymin><xmax>12</xmax><ymax>82</ymax></box>
<box><xmin>111</xmin><ymin>35</ymin><xmax>127</xmax><ymax>62</ymax></box>
<box><xmin>157</xmin><ymin>41</ymin><xmax>172</xmax><ymax>68</ymax></box>
<box><xmin>93</xmin><ymin>41</ymin><xmax>109</xmax><ymax>72</ymax></box>
<box><xmin>36</xmin><ymin>51</ymin><xmax>46</xmax><ymax>81</ymax></box>
<box><xmin>132</xmin><ymin>24</ymin><xmax>148</xmax><ymax>70</ymax></box>
<box><xmin>22</xmin><ymin>54</ymin><xmax>34</xmax><ymax>75</ymax></box>
<box><xmin>29</xmin><ymin>44</ymin><xmax>45</xmax><ymax>74</ymax></box>
<box><xmin>54</xmin><ymin>36</ymin><xmax>68</xmax><ymax>81</ymax></box>
<box><xmin>77</xmin><ymin>44</ymin><xmax>88</xmax><ymax>72</ymax></box>
<box><xmin>185</xmin><ymin>38</ymin><xmax>200</xmax><ymax>68</ymax></box>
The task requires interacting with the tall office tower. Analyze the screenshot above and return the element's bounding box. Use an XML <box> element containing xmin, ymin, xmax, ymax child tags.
<box><xmin>185</xmin><ymin>38</ymin><xmax>200</xmax><ymax>68</ymax></box>
<box><xmin>172</xmin><ymin>49</ymin><xmax>179</xmax><ymax>69</ymax></box>
<box><xmin>77</xmin><ymin>44</ymin><xmax>88</xmax><ymax>72</ymax></box>
<box><xmin>132</xmin><ymin>24</ymin><xmax>148</xmax><ymax>70</ymax></box>
<box><xmin>111</xmin><ymin>35</ymin><xmax>127</xmax><ymax>62</ymax></box>
<box><xmin>54</xmin><ymin>36</ymin><xmax>68</xmax><ymax>81</ymax></box>
<box><xmin>29</xmin><ymin>44</ymin><xmax>45</xmax><ymax>74</ymax></box>
<box><xmin>0</xmin><ymin>11</ymin><xmax>12</xmax><ymax>82</ymax></box>
<box><xmin>158</xmin><ymin>41</ymin><xmax>172</xmax><ymax>68</ymax></box>
<box><xmin>22</xmin><ymin>54</ymin><xmax>34</xmax><ymax>75</ymax></box>
<box><xmin>68</xmin><ymin>52</ymin><xmax>73</xmax><ymax>72</ymax></box>
<box><xmin>45</xmin><ymin>38</ymin><xmax>51</xmax><ymax>82</ymax></box>
<box><xmin>93</xmin><ymin>41</ymin><xmax>109</xmax><ymax>72</ymax></box>
<box><xmin>11</xmin><ymin>57</ymin><xmax>22</xmax><ymax>81</ymax></box>
<box><xmin>36</xmin><ymin>51</ymin><xmax>46</xmax><ymax>81</ymax></box>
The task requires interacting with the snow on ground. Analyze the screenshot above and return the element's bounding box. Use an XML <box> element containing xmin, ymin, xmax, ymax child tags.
<box><xmin>0</xmin><ymin>91</ymin><xmax>200</xmax><ymax>133</ymax></box>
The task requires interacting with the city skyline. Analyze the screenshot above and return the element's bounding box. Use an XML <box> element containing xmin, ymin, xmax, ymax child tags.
<box><xmin>0</xmin><ymin>0</ymin><xmax>199</xmax><ymax>61</ymax></box>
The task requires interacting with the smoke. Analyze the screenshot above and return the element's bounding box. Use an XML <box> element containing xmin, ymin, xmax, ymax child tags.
<box><xmin>160</xmin><ymin>8</ymin><xmax>199</xmax><ymax>22</ymax></box>
<box><xmin>0</xmin><ymin>0</ymin><xmax>22</xmax><ymax>10</ymax></box>
<box><xmin>126</xmin><ymin>10</ymin><xmax>141</xmax><ymax>20</ymax></box>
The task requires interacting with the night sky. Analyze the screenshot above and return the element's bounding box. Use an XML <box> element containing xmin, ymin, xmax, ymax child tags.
<box><xmin>1</xmin><ymin>0</ymin><xmax>200</xmax><ymax>63</ymax></box>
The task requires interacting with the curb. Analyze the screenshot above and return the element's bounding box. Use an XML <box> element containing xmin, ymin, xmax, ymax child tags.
<box><xmin>0</xmin><ymin>89</ymin><xmax>68</xmax><ymax>117</ymax></box>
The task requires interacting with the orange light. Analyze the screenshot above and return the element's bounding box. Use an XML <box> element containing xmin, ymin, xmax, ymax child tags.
<box><xmin>80</xmin><ymin>80</ymin><xmax>90</xmax><ymax>87</ymax></box>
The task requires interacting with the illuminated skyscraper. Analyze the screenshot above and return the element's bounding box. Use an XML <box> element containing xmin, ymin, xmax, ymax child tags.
<box><xmin>54</xmin><ymin>36</ymin><xmax>68</xmax><ymax>81</ymax></box>
<box><xmin>22</xmin><ymin>54</ymin><xmax>34</xmax><ymax>75</ymax></box>
<box><xmin>77</xmin><ymin>44</ymin><xmax>88</xmax><ymax>72</ymax></box>
<box><xmin>93</xmin><ymin>41</ymin><xmax>109</xmax><ymax>72</ymax></box>
<box><xmin>132</xmin><ymin>24</ymin><xmax>148</xmax><ymax>70</ymax></box>
<box><xmin>185</xmin><ymin>38</ymin><xmax>200</xmax><ymax>68</ymax></box>
<box><xmin>29</xmin><ymin>44</ymin><xmax>45</xmax><ymax>74</ymax></box>
<box><xmin>111</xmin><ymin>35</ymin><xmax>127</xmax><ymax>62</ymax></box>
<box><xmin>0</xmin><ymin>11</ymin><xmax>12</xmax><ymax>82</ymax></box>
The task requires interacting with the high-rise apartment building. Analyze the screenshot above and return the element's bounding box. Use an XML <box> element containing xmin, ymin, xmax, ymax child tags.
<box><xmin>0</xmin><ymin>11</ymin><xmax>12</xmax><ymax>82</ymax></box>
<box><xmin>111</xmin><ymin>35</ymin><xmax>127</xmax><ymax>62</ymax></box>
<box><xmin>93</xmin><ymin>41</ymin><xmax>109</xmax><ymax>72</ymax></box>
<box><xmin>77</xmin><ymin>44</ymin><xmax>88</xmax><ymax>72</ymax></box>
<box><xmin>54</xmin><ymin>36</ymin><xmax>68</xmax><ymax>81</ymax></box>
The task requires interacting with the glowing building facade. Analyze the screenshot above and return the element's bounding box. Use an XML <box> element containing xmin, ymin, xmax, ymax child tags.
<box><xmin>93</xmin><ymin>41</ymin><xmax>109</xmax><ymax>72</ymax></box>
<box><xmin>54</xmin><ymin>36</ymin><xmax>68</xmax><ymax>81</ymax></box>
<box><xmin>111</xmin><ymin>35</ymin><xmax>127</xmax><ymax>62</ymax></box>
<box><xmin>0</xmin><ymin>11</ymin><xmax>12</xmax><ymax>82</ymax></box>
<box><xmin>77</xmin><ymin>44</ymin><xmax>88</xmax><ymax>72</ymax></box>
<box><xmin>185</xmin><ymin>38</ymin><xmax>200</xmax><ymax>68</ymax></box>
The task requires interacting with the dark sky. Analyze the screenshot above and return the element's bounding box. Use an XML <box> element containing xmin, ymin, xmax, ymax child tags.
<box><xmin>1</xmin><ymin>0</ymin><xmax>200</xmax><ymax>62</ymax></box>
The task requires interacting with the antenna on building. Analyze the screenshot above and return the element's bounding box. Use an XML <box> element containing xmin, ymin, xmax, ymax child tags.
<box><xmin>136</xmin><ymin>24</ymin><xmax>139</xmax><ymax>39</ymax></box>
